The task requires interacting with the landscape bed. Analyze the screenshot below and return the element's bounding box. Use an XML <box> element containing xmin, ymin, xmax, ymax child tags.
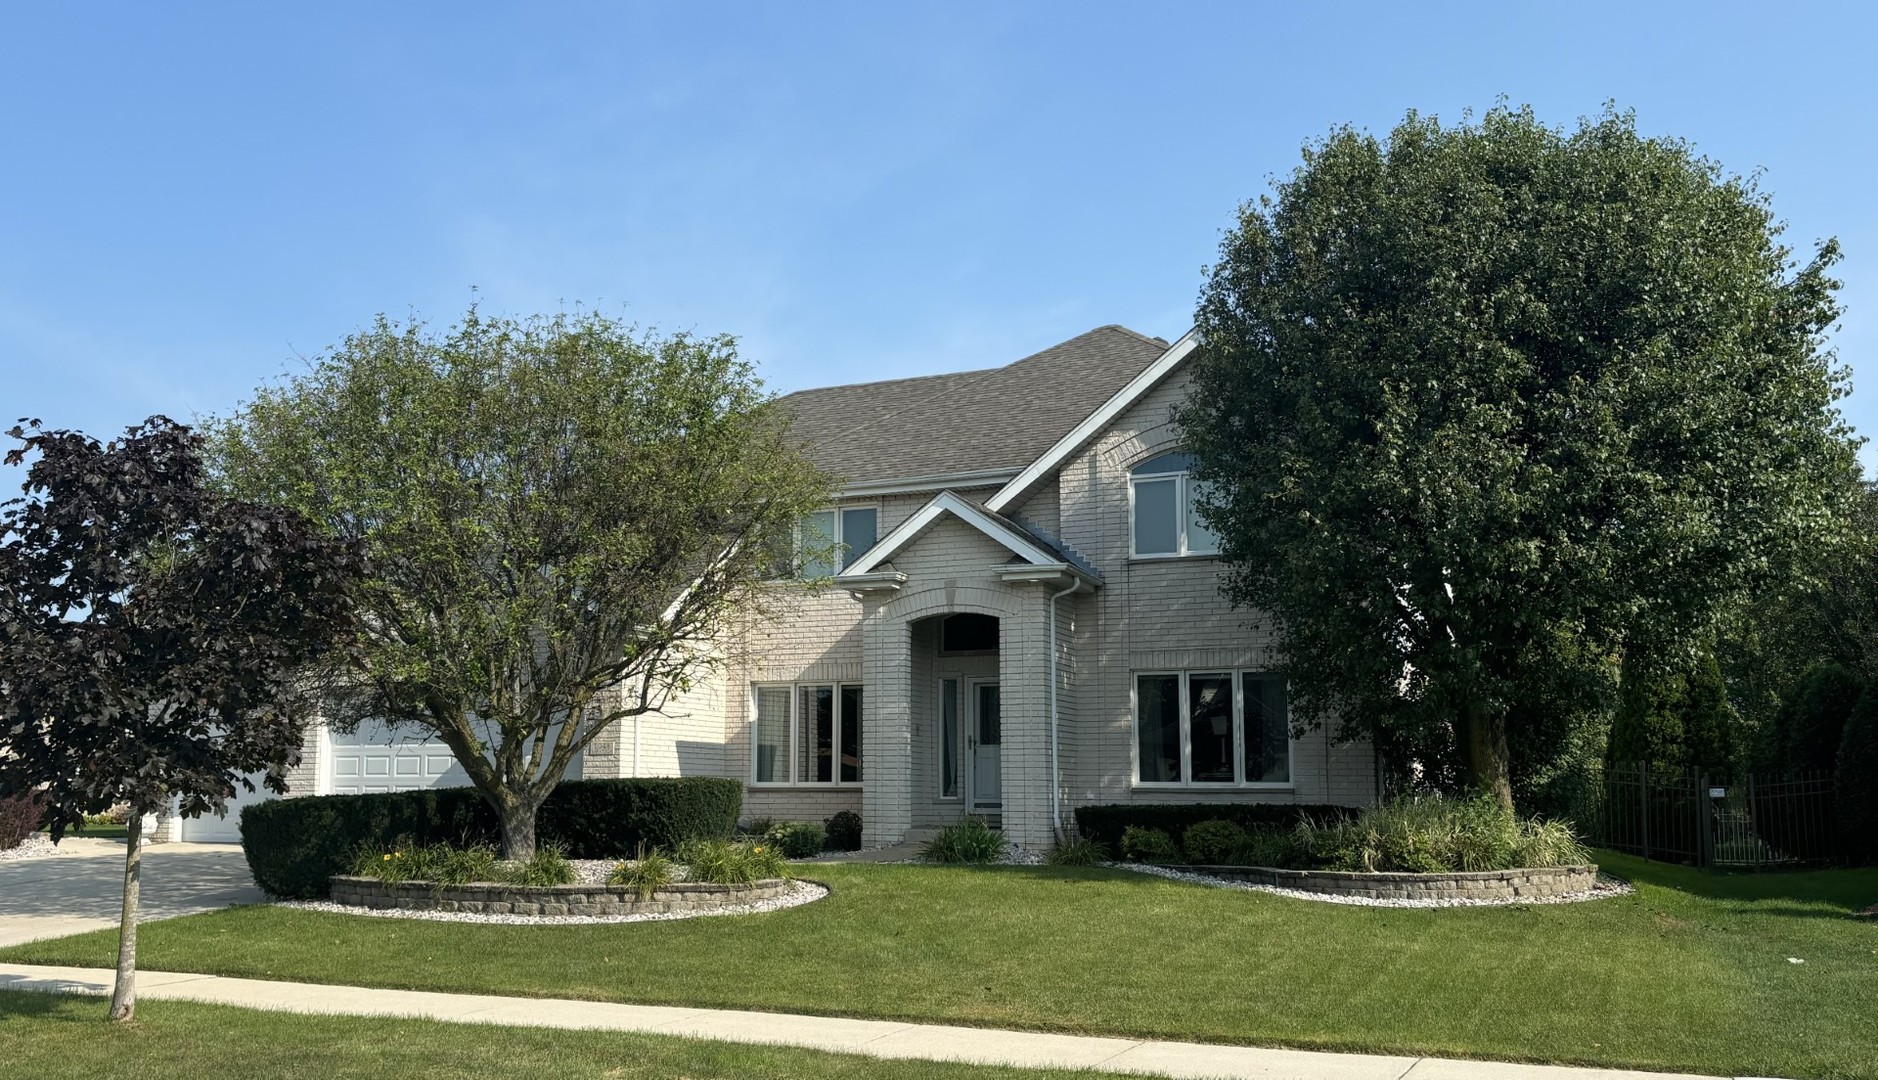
<box><xmin>327</xmin><ymin>874</ymin><xmax>792</xmax><ymax>916</ymax></box>
<box><xmin>1161</xmin><ymin>862</ymin><xmax>1599</xmax><ymax>901</ymax></box>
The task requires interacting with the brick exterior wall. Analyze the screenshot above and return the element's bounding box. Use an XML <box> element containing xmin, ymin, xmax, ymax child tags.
<box><xmin>577</xmin><ymin>363</ymin><xmax>1379</xmax><ymax>849</ymax></box>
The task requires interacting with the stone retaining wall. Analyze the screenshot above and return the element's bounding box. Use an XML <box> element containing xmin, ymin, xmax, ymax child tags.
<box><xmin>329</xmin><ymin>875</ymin><xmax>791</xmax><ymax>916</ymax></box>
<box><xmin>1170</xmin><ymin>863</ymin><xmax>1598</xmax><ymax>900</ymax></box>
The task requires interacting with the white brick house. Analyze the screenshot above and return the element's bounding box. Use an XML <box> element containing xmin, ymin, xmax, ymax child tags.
<box><xmin>589</xmin><ymin>325</ymin><xmax>1380</xmax><ymax>848</ymax></box>
<box><xmin>158</xmin><ymin>325</ymin><xmax>1378</xmax><ymax>846</ymax></box>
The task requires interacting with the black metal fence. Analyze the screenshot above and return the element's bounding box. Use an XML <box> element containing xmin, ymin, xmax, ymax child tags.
<box><xmin>1588</xmin><ymin>762</ymin><xmax>1841</xmax><ymax>868</ymax></box>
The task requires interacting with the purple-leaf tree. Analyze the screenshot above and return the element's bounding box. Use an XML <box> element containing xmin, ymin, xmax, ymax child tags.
<box><xmin>0</xmin><ymin>417</ymin><xmax>359</xmax><ymax>1021</ymax></box>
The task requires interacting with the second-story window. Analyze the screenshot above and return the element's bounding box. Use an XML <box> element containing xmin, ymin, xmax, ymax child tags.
<box><xmin>1129</xmin><ymin>452</ymin><xmax>1219</xmax><ymax>558</ymax></box>
<box><xmin>799</xmin><ymin>505</ymin><xmax>879</xmax><ymax>577</ymax></box>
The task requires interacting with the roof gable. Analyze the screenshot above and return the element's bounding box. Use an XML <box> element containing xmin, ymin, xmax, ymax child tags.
<box><xmin>840</xmin><ymin>491</ymin><xmax>1099</xmax><ymax>584</ymax></box>
<box><xmin>985</xmin><ymin>330</ymin><xmax>1197</xmax><ymax>513</ymax></box>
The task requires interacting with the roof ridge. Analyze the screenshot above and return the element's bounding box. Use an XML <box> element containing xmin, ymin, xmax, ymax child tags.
<box><xmin>1098</xmin><ymin>324</ymin><xmax>1172</xmax><ymax>349</ymax></box>
<box><xmin>807</xmin><ymin>362</ymin><xmax>1014</xmax><ymax>468</ymax></box>
<box><xmin>777</xmin><ymin>366</ymin><xmax>992</xmax><ymax>401</ymax></box>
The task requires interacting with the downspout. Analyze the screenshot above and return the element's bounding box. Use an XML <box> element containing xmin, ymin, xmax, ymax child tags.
<box><xmin>1047</xmin><ymin>576</ymin><xmax>1080</xmax><ymax>839</ymax></box>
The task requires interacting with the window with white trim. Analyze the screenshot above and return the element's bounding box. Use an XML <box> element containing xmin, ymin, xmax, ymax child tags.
<box><xmin>1129</xmin><ymin>452</ymin><xmax>1219</xmax><ymax>558</ymax></box>
<box><xmin>751</xmin><ymin>682</ymin><xmax>863</xmax><ymax>785</ymax></box>
<box><xmin>1133</xmin><ymin>670</ymin><xmax>1290</xmax><ymax>786</ymax></box>
<box><xmin>796</xmin><ymin>506</ymin><xmax>879</xmax><ymax>577</ymax></box>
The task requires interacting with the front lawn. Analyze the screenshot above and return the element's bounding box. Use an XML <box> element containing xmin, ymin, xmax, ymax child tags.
<box><xmin>4</xmin><ymin>855</ymin><xmax>1875</xmax><ymax>1079</ymax></box>
<box><xmin>0</xmin><ymin>990</ymin><xmax>1120</xmax><ymax>1080</ymax></box>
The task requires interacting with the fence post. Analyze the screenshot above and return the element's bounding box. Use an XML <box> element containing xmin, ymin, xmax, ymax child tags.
<box><xmin>1640</xmin><ymin>763</ymin><xmax>1652</xmax><ymax>862</ymax></box>
<box><xmin>1746</xmin><ymin>773</ymin><xmax>1759</xmax><ymax>873</ymax></box>
<box><xmin>1697</xmin><ymin>770</ymin><xmax>1712</xmax><ymax>868</ymax></box>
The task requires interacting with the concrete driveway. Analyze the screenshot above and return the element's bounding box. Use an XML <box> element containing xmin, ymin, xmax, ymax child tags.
<box><xmin>0</xmin><ymin>838</ymin><xmax>262</xmax><ymax>947</ymax></box>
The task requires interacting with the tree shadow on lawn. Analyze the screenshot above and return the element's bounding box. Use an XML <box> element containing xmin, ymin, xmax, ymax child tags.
<box><xmin>1596</xmin><ymin>850</ymin><xmax>1878</xmax><ymax>916</ymax></box>
<box><xmin>0</xmin><ymin>985</ymin><xmax>85</xmax><ymax>1020</ymax></box>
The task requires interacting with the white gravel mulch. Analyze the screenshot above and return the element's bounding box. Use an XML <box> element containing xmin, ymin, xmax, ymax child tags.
<box><xmin>280</xmin><ymin>862</ymin><xmax>828</xmax><ymax>926</ymax></box>
<box><xmin>1110</xmin><ymin>861</ymin><xmax>1635</xmax><ymax>908</ymax></box>
<box><xmin>0</xmin><ymin>835</ymin><xmax>61</xmax><ymax>862</ymax></box>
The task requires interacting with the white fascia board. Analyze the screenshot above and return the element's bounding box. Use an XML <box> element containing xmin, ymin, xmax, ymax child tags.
<box><xmin>840</xmin><ymin>491</ymin><xmax>1060</xmax><ymax>576</ymax></box>
<box><xmin>985</xmin><ymin>330</ymin><xmax>1198</xmax><ymax>513</ymax></box>
<box><xmin>993</xmin><ymin>562</ymin><xmax>1100</xmax><ymax>589</ymax></box>
<box><xmin>838</xmin><ymin>468</ymin><xmax>1023</xmax><ymax>499</ymax></box>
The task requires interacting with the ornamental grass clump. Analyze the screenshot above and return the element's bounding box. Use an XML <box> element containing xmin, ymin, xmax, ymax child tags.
<box><xmin>502</xmin><ymin>844</ymin><xmax>577</xmax><ymax>886</ymax></box>
<box><xmin>921</xmin><ymin>818</ymin><xmax>1007</xmax><ymax>864</ymax></box>
<box><xmin>675</xmin><ymin>839</ymin><xmax>790</xmax><ymax>884</ymax></box>
<box><xmin>1291</xmin><ymin>794</ymin><xmax>1590</xmax><ymax>873</ymax></box>
<box><xmin>1043</xmin><ymin>834</ymin><xmax>1106</xmax><ymax>866</ymax></box>
<box><xmin>607</xmin><ymin>845</ymin><xmax>675</xmax><ymax>898</ymax></box>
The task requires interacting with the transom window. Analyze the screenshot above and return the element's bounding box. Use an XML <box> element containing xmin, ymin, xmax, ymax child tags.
<box><xmin>752</xmin><ymin>682</ymin><xmax>863</xmax><ymax>785</ymax></box>
<box><xmin>1129</xmin><ymin>452</ymin><xmax>1219</xmax><ymax>558</ymax></box>
<box><xmin>796</xmin><ymin>506</ymin><xmax>879</xmax><ymax>578</ymax></box>
<box><xmin>1134</xmin><ymin>670</ymin><xmax>1290</xmax><ymax>787</ymax></box>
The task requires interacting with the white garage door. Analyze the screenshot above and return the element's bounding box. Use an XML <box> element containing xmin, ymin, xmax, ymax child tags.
<box><xmin>329</xmin><ymin>720</ymin><xmax>471</xmax><ymax>795</ymax></box>
<box><xmin>177</xmin><ymin>773</ymin><xmax>274</xmax><ymax>843</ymax></box>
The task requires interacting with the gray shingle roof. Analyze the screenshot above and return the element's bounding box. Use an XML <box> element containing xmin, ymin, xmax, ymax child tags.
<box><xmin>777</xmin><ymin>325</ymin><xmax>1168</xmax><ymax>485</ymax></box>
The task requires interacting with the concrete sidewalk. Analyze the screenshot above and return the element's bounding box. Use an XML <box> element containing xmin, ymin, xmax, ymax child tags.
<box><xmin>0</xmin><ymin>963</ymin><xmax>1743</xmax><ymax>1080</ymax></box>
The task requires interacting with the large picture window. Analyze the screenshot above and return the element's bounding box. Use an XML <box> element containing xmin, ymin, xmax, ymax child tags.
<box><xmin>796</xmin><ymin>505</ymin><xmax>879</xmax><ymax>578</ymax></box>
<box><xmin>751</xmin><ymin>682</ymin><xmax>863</xmax><ymax>785</ymax></box>
<box><xmin>1129</xmin><ymin>452</ymin><xmax>1219</xmax><ymax>558</ymax></box>
<box><xmin>1132</xmin><ymin>670</ymin><xmax>1290</xmax><ymax>787</ymax></box>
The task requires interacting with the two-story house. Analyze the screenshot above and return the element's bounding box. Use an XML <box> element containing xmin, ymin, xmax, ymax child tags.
<box><xmin>155</xmin><ymin>325</ymin><xmax>1378</xmax><ymax>847</ymax></box>
<box><xmin>587</xmin><ymin>324</ymin><xmax>1380</xmax><ymax>849</ymax></box>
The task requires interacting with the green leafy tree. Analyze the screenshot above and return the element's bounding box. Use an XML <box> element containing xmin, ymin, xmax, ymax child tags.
<box><xmin>1178</xmin><ymin>105</ymin><xmax>1858</xmax><ymax>807</ymax></box>
<box><xmin>210</xmin><ymin>308</ymin><xmax>830</xmax><ymax>857</ymax></box>
<box><xmin>0</xmin><ymin>418</ymin><xmax>358</xmax><ymax>1021</ymax></box>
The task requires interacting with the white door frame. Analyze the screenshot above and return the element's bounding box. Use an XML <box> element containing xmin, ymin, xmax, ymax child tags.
<box><xmin>966</xmin><ymin>678</ymin><xmax>1002</xmax><ymax>812</ymax></box>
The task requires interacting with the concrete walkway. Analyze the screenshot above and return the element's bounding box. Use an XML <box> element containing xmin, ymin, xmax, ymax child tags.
<box><xmin>0</xmin><ymin>963</ymin><xmax>1742</xmax><ymax>1080</ymax></box>
<box><xmin>0</xmin><ymin>840</ymin><xmax>261</xmax><ymax>947</ymax></box>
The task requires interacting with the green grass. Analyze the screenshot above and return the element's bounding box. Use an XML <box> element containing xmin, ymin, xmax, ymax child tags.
<box><xmin>0</xmin><ymin>990</ymin><xmax>1123</xmax><ymax>1080</ymax></box>
<box><xmin>5</xmin><ymin>855</ymin><xmax>1876</xmax><ymax>1079</ymax></box>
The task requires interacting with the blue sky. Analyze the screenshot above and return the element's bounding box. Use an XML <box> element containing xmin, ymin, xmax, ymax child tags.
<box><xmin>3</xmin><ymin>2</ymin><xmax>1874</xmax><ymax>468</ymax></box>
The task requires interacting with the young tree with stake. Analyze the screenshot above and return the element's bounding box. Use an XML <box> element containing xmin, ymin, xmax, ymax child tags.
<box><xmin>0</xmin><ymin>418</ymin><xmax>358</xmax><ymax>1020</ymax></box>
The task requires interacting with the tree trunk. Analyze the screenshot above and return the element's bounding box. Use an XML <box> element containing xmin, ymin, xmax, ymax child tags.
<box><xmin>108</xmin><ymin>812</ymin><xmax>142</xmax><ymax>1022</ymax></box>
<box><xmin>1461</xmin><ymin>704</ymin><xmax>1516</xmax><ymax>812</ymax></box>
<box><xmin>498</xmin><ymin>798</ymin><xmax>539</xmax><ymax>860</ymax></box>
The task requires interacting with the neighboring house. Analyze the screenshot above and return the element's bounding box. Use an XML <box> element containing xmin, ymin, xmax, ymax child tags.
<box><xmin>154</xmin><ymin>325</ymin><xmax>1377</xmax><ymax>847</ymax></box>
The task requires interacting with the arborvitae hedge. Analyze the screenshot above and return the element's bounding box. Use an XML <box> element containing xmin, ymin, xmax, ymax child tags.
<box><xmin>240</xmin><ymin>777</ymin><xmax>741</xmax><ymax>898</ymax></box>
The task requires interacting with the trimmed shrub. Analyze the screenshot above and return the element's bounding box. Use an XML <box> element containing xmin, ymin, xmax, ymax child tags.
<box><xmin>1073</xmin><ymin>803</ymin><xmax>1353</xmax><ymax>859</ymax></box>
<box><xmin>921</xmin><ymin>819</ymin><xmax>1007</xmax><ymax>864</ymax></box>
<box><xmin>1182</xmin><ymin>819</ymin><xmax>1248</xmax><ymax>864</ymax></box>
<box><xmin>0</xmin><ymin>792</ymin><xmax>45</xmax><ymax>851</ymax></box>
<box><xmin>1120</xmin><ymin>826</ymin><xmax>1181</xmax><ymax>863</ymax></box>
<box><xmin>241</xmin><ymin>777</ymin><xmax>742</xmax><ymax>899</ymax></box>
<box><xmin>765</xmin><ymin>820</ymin><xmax>826</xmax><ymax>859</ymax></box>
<box><xmin>1836</xmin><ymin>685</ymin><xmax>1878</xmax><ymax>864</ymax></box>
<box><xmin>538</xmin><ymin>778</ymin><xmax>741</xmax><ymax>855</ymax></box>
<box><xmin>823</xmin><ymin>810</ymin><xmax>863</xmax><ymax>851</ymax></box>
<box><xmin>1226</xmin><ymin>826</ymin><xmax>1297</xmax><ymax>868</ymax></box>
<box><xmin>1043</xmin><ymin>834</ymin><xmax>1106</xmax><ymax>866</ymax></box>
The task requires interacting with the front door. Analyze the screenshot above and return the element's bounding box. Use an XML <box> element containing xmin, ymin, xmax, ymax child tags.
<box><xmin>969</xmin><ymin>681</ymin><xmax>1001</xmax><ymax>810</ymax></box>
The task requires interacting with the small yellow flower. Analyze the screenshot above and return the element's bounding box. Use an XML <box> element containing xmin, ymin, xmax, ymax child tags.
<box><xmin>753</xmin><ymin>846</ymin><xmax>765</xmax><ymax>854</ymax></box>
<box><xmin>382</xmin><ymin>854</ymin><xmax>392</xmax><ymax>862</ymax></box>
